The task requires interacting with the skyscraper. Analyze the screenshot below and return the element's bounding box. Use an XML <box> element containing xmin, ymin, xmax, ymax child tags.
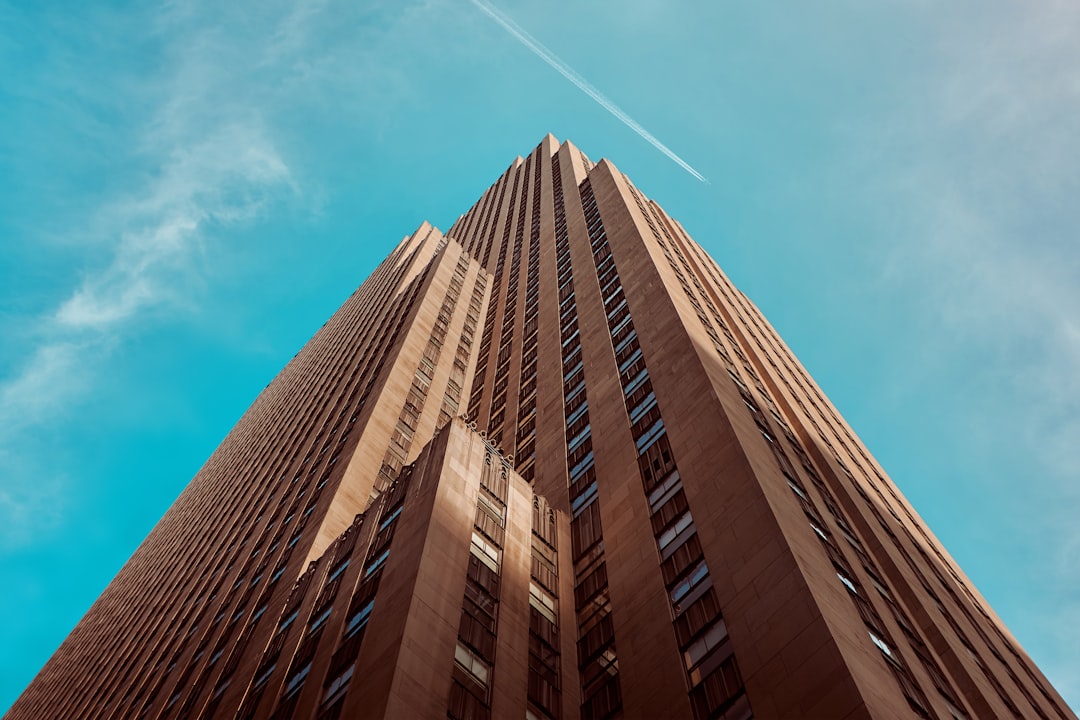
<box><xmin>9</xmin><ymin>135</ymin><xmax>1074</xmax><ymax>719</ymax></box>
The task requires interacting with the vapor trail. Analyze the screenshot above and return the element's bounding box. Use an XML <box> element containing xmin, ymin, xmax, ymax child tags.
<box><xmin>469</xmin><ymin>0</ymin><xmax>708</xmax><ymax>183</ymax></box>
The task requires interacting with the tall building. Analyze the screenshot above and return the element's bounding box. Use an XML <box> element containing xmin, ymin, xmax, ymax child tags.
<box><xmin>9</xmin><ymin>135</ymin><xmax>1074</xmax><ymax>720</ymax></box>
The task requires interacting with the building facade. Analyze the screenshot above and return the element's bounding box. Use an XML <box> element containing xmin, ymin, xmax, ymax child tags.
<box><xmin>8</xmin><ymin>136</ymin><xmax>1074</xmax><ymax>720</ymax></box>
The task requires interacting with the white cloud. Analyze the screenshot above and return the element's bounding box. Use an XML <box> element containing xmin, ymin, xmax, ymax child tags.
<box><xmin>0</xmin><ymin>5</ymin><xmax>299</xmax><ymax>548</ymax></box>
<box><xmin>870</xmin><ymin>1</ymin><xmax>1080</xmax><ymax>702</ymax></box>
<box><xmin>0</xmin><ymin>343</ymin><xmax>88</xmax><ymax>433</ymax></box>
<box><xmin>54</xmin><ymin>125</ymin><xmax>293</xmax><ymax>332</ymax></box>
<box><xmin>0</xmin><ymin>0</ymin><xmax>442</xmax><ymax>549</ymax></box>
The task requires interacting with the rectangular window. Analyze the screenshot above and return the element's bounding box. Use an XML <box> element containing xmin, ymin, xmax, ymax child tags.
<box><xmin>529</xmin><ymin>582</ymin><xmax>557</xmax><ymax>624</ymax></box>
<box><xmin>670</xmin><ymin>561</ymin><xmax>709</xmax><ymax>605</ymax></box>
<box><xmin>635</xmin><ymin>418</ymin><xmax>666</xmax><ymax>453</ymax></box>
<box><xmin>617</xmin><ymin>347</ymin><xmax>642</xmax><ymax>374</ymax></box>
<box><xmin>565</xmin><ymin>398</ymin><xmax>588</xmax><ymax>427</ymax></box>
<box><xmin>283</xmin><ymin>662</ymin><xmax>311</xmax><ymax>698</ymax></box>
<box><xmin>364</xmin><ymin>549</ymin><xmax>389</xmax><ymax>578</ymax></box>
<box><xmin>310</xmin><ymin>605</ymin><xmax>333</xmax><ymax>633</ymax></box>
<box><xmin>345</xmin><ymin>599</ymin><xmax>374</xmax><ymax>639</ymax></box>
<box><xmin>378</xmin><ymin>505</ymin><xmax>403</xmax><ymax>532</ymax></box>
<box><xmin>455</xmin><ymin>642</ymin><xmax>490</xmax><ymax>687</ymax></box>
<box><xmin>571</xmin><ymin>501</ymin><xmax>603</xmax><ymax>560</ymax></box>
<box><xmin>658</xmin><ymin>512</ymin><xmax>694</xmax><ymax>556</ymax></box>
<box><xmin>647</xmin><ymin>471</ymin><xmax>682</xmax><ymax>512</ymax></box>
<box><xmin>477</xmin><ymin>493</ymin><xmax>505</xmax><ymax>525</ymax></box>
<box><xmin>629</xmin><ymin>391</ymin><xmax>657</xmax><ymax>426</ymax></box>
<box><xmin>253</xmin><ymin>663</ymin><xmax>276</xmax><ymax>688</ymax></box>
<box><xmin>470</xmin><ymin>531</ymin><xmax>501</xmax><ymax>572</ymax></box>
<box><xmin>567</xmin><ymin>424</ymin><xmax>591</xmax><ymax>453</ymax></box>
<box><xmin>571</xmin><ymin>481</ymin><xmax>598</xmax><ymax>518</ymax></box>
<box><xmin>279</xmin><ymin>608</ymin><xmax>299</xmax><ymax>632</ymax></box>
<box><xmin>322</xmin><ymin>664</ymin><xmax>354</xmax><ymax>706</ymax></box>
<box><xmin>327</xmin><ymin>558</ymin><xmax>350</xmax><ymax>584</ymax></box>
<box><xmin>568</xmin><ymin>450</ymin><xmax>595</xmax><ymax>482</ymax></box>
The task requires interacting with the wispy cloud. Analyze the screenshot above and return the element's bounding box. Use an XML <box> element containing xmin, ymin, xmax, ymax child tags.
<box><xmin>468</xmin><ymin>0</ymin><xmax>708</xmax><ymax>183</ymax></box>
<box><xmin>0</xmin><ymin>6</ymin><xmax>297</xmax><ymax>548</ymax></box>
<box><xmin>872</xmin><ymin>1</ymin><xmax>1080</xmax><ymax>699</ymax></box>
<box><xmin>0</xmin><ymin>0</ymin><xmax>451</xmax><ymax>551</ymax></box>
<box><xmin>55</xmin><ymin>125</ymin><xmax>293</xmax><ymax>331</ymax></box>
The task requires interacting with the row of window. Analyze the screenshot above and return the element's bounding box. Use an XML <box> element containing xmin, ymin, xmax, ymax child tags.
<box><xmin>637</xmin><ymin>187</ymin><xmax>973</xmax><ymax>720</ymax></box>
<box><xmin>466</xmin><ymin>165</ymin><xmax>518</xmax><ymax>426</ymax></box>
<box><xmin>437</xmin><ymin>255</ymin><xmax>484</xmax><ymax>429</ymax></box>
<box><xmin>380</xmin><ymin>258</ymin><xmax>471</xmax><ymax>495</ymax></box>
<box><xmin>257</xmin><ymin>475</ymin><xmax>407</xmax><ymax>719</ymax></box>
<box><xmin>527</xmin><ymin>495</ymin><xmax>562</xmax><ymax>717</ymax></box>
<box><xmin>514</xmin><ymin>148</ymin><xmax>545</xmax><ymax>484</ymax></box>
<box><xmin>700</xmin><ymin>231</ymin><xmax>1064</xmax><ymax>720</ymax></box>
<box><xmin>552</xmin><ymin>160</ymin><xmax>623</xmax><ymax>720</ymax></box>
<box><xmin>485</xmin><ymin>157</ymin><xmax>531</xmax><ymax>448</ymax></box>
<box><xmin>158</xmin><ymin>235</ymin><xmax>432</xmax><ymax>711</ymax></box>
<box><xmin>465</xmin><ymin>163</ymin><xmax>515</xmax><ymax>423</ymax></box>
<box><xmin>643</xmin><ymin>194</ymin><xmax>1032</xmax><ymax>720</ymax></box>
<box><xmin>125</xmin><ymin>261</ymin><xmax>433</xmax><ymax>718</ymax></box>
<box><xmin>583</xmin><ymin>179</ymin><xmax>751</xmax><ymax>720</ymax></box>
<box><xmin>449</xmin><ymin>452</ymin><xmax>511</xmax><ymax>720</ymax></box>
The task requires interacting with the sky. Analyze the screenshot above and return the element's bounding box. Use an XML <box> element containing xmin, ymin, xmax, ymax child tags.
<box><xmin>1</xmin><ymin>0</ymin><xmax>1078</xmax><ymax>712</ymax></box>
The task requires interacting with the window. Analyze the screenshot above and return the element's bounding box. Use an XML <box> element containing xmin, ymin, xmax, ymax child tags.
<box><xmin>471</xmin><ymin>531</ymin><xmax>500</xmax><ymax>572</ymax></box>
<box><xmin>568</xmin><ymin>450</ymin><xmax>595</xmax><ymax>482</ymax></box>
<box><xmin>327</xmin><ymin>559</ymin><xmax>350</xmax><ymax>584</ymax></box>
<box><xmin>571</xmin><ymin>480</ymin><xmax>598</xmax><ymax>518</ymax></box>
<box><xmin>455</xmin><ymin>642</ymin><xmax>490</xmax><ymax>687</ymax></box>
<box><xmin>837</xmin><ymin>572</ymin><xmax>858</xmax><ymax>595</ymax></box>
<box><xmin>322</xmin><ymin>664</ymin><xmax>354</xmax><ymax>705</ymax></box>
<box><xmin>629</xmin><ymin>391</ymin><xmax>657</xmax><ymax>425</ymax></box>
<box><xmin>477</xmin><ymin>493</ymin><xmax>504</xmax><ymax>525</ymax></box>
<box><xmin>345</xmin><ymin>599</ymin><xmax>374</xmax><ymax>638</ymax></box>
<box><xmin>670</xmin><ymin>560</ymin><xmax>709</xmax><ymax>605</ymax></box>
<box><xmin>657</xmin><ymin>505</ymin><xmax>693</xmax><ymax>548</ymax></box>
<box><xmin>529</xmin><ymin>582</ymin><xmax>556</xmax><ymax>624</ymax></box>
<box><xmin>571</xmin><ymin>502</ymin><xmax>603</xmax><ymax>560</ymax></box>
<box><xmin>565</xmin><ymin>399</ymin><xmax>588</xmax><ymax>426</ymax></box>
<box><xmin>623</xmin><ymin>367</ymin><xmax>649</xmax><ymax>397</ymax></box>
<box><xmin>870</xmin><ymin>631</ymin><xmax>894</xmax><ymax>658</ymax></box>
<box><xmin>279</xmin><ymin>608</ymin><xmax>299</xmax><ymax>632</ymax></box>
<box><xmin>567</xmin><ymin>424</ymin><xmax>591</xmax><ymax>452</ymax></box>
<box><xmin>364</xmin><ymin>548</ymin><xmax>390</xmax><ymax>578</ymax></box>
<box><xmin>575</xmin><ymin>562</ymin><xmax>609</xmax><ymax>607</ymax></box>
<box><xmin>647</xmin><ymin>471</ymin><xmax>681</xmax><ymax>512</ymax></box>
<box><xmin>253</xmin><ymin>663</ymin><xmax>276</xmax><ymax>688</ymax></box>
<box><xmin>211</xmin><ymin>675</ymin><xmax>231</xmax><ymax>699</ymax></box>
<box><xmin>283</xmin><ymin>662</ymin><xmax>311</xmax><ymax>698</ymax></box>
<box><xmin>683</xmin><ymin>617</ymin><xmax>729</xmax><ymax>672</ymax></box>
<box><xmin>377</xmin><ymin>505</ymin><xmax>403</xmax><ymax>534</ymax></box>
<box><xmin>310</xmin><ymin>605</ymin><xmax>333</xmax><ymax>633</ymax></box>
<box><xmin>635</xmin><ymin>418</ymin><xmax>666</xmax><ymax>453</ymax></box>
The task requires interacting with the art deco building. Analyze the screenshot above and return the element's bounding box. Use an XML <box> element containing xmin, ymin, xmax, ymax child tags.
<box><xmin>8</xmin><ymin>136</ymin><xmax>1074</xmax><ymax>720</ymax></box>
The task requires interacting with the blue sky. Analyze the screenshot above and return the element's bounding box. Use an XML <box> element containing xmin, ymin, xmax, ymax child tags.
<box><xmin>1</xmin><ymin>0</ymin><xmax>1078</xmax><ymax>711</ymax></box>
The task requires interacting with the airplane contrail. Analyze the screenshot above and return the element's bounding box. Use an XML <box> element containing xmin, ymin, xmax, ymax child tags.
<box><xmin>469</xmin><ymin>0</ymin><xmax>708</xmax><ymax>184</ymax></box>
